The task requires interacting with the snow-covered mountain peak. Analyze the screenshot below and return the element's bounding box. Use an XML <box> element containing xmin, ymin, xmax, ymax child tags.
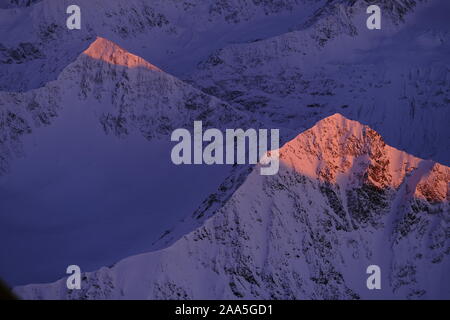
<box><xmin>82</xmin><ymin>37</ymin><xmax>161</xmax><ymax>72</ymax></box>
<box><xmin>276</xmin><ymin>114</ymin><xmax>448</xmax><ymax>198</ymax></box>
<box><xmin>14</xmin><ymin>114</ymin><xmax>449</xmax><ymax>300</ymax></box>
<box><xmin>2</xmin><ymin>0</ymin><xmax>448</xmax><ymax>300</ymax></box>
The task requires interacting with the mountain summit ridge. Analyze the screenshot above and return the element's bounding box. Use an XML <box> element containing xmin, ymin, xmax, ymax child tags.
<box><xmin>15</xmin><ymin>114</ymin><xmax>449</xmax><ymax>300</ymax></box>
<box><xmin>280</xmin><ymin>113</ymin><xmax>445</xmax><ymax>189</ymax></box>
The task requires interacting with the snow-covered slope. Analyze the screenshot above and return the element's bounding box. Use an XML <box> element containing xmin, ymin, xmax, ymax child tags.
<box><xmin>2</xmin><ymin>0</ymin><xmax>448</xmax><ymax>297</ymax></box>
<box><xmin>0</xmin><ymin>0</ymin><xmax>323</xmax><ymax>91</ymax></box>
<box><xmin>0</xmin><ymin>36</ymin><xmax>244</xmax><ymax>175</ymax></box>
<box><xmin>0</xmin><ymin>37</ymin><xmax>248</xmax><ymax>285</ymax></box>
<box><xmin>189</xmin><ymin>0</ymin><xmax>450</xmax><ymax>164</ymax></box>
<box><xmin>15</xmin><ymin>114</ymin><xmax>449</xmax><ymax>299</ymax></box>
<box><xmin>1</xmin><ymin>0</ymin><xmax>447</xmax><ymax>162</ymax></box>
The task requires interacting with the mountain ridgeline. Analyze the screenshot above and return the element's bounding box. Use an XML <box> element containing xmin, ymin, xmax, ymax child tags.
<box><xmin>15</xmin><ymin>114</ymin><xmax>449</xmax><ymax>299</ymax></box>
<box><xmin>0</xmin><ymin>0</ymin><xmax>448</xmax><ymax>299</ymax></box>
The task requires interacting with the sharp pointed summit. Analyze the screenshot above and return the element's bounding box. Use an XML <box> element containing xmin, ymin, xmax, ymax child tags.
<box><xmin>82</xmin><ymin>37</ymin><xmax>162</xmax><ymax>71</ymax></box>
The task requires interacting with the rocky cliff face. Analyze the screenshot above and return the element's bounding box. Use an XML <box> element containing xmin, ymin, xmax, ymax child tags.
<box><xmin>15</xmin><ymin>114</ymin><xmax>449</xmax><ymax>300</ymax></box>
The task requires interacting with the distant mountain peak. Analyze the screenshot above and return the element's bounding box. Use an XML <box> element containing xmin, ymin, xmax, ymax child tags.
<box><xmin>82</xmin><ymin>37</ymin><xmax>161</xmax><ymax>72</ymax></box>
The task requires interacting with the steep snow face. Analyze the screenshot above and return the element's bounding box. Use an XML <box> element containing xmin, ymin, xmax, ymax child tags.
<box><xmin>0</xmin><ymin>36</ymin><xmax>244</xmax><ymax>175</ymax></box>
<box><xmin>0</xmin><ymin>0</ymin><xmax>324</xmax><ymax>91</ymax></box>
<box><xmin>2</xmin><ymin>0</ymin><xmax>447</xmax><ymax>297</ymax></box>
<box><xmin>15</xmin><ymin>114</ymin><xmax>449</xmax><ymax>300</ymax></box>
<box><xmin>189</xmin><ymin>0</ymin><xmax>450</xmax><ymax>165</ymax></box>
<box><xmin>1</xmin><ymin>1</ymin><xmax>447</xmax><ymax>163</ymax></box>
<box><xmin>0</xmin><ymin>37</ymin><xmax>249</xmax><ymax>285</ymax></box>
